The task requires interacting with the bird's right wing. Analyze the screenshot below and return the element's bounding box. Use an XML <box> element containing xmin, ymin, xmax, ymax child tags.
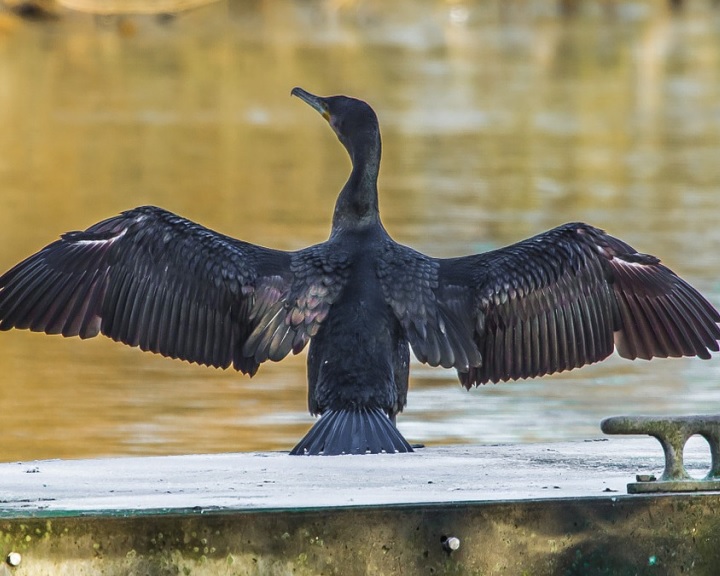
<box><xmin>0</xmin><ymin>206</ymin><xmax>348</xmax><ymax>375</ymax></box>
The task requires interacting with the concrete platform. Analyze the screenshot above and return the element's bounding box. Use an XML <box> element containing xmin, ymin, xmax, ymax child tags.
<box><xmin>1</xmin><ymin>439</ymin><xmax>719</xmax><ymax>575</ymax></box>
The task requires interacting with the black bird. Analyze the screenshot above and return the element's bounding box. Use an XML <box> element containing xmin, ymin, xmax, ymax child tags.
<box><xmin>1</xmin><ymin>88</ymin><xmax>719</xmax><ymax>455</ymax></box>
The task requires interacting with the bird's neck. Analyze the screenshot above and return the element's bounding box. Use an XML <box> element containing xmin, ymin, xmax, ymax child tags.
<box><xmin>331</xmin><ymin>132</ymin><xmax>381</xmax><ymax>232</ymax></box>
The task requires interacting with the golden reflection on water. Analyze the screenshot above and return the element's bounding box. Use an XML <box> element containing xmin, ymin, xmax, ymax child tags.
<box><xmin>1</xmin><ymin>0</ymin><xmax>720</xmax><ymax>461</ymax></box>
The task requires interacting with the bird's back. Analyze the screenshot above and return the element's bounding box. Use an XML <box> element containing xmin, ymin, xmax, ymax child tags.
<box><xmin>307</xmin><ymin>226</ymin><xmax>407</xmax><ymax>413</ymax></box>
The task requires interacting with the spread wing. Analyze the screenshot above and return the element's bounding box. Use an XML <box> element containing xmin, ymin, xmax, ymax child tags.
<box><xmin>0</xmin><ymin>206</ymin><xmax>348</xmax><ymax>375</ymax></box>
<box><xmin>380</xmin><ymin>223</ymin><xmax>720</xmax><ymax>386</ymax></box>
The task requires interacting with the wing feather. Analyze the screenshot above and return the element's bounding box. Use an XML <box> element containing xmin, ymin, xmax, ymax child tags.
<box><xmin>140</xmin><ymin>282</ymin><xmax>163</xmax><ymax>353</ymax></box>
<box><xmin>30</xmin><ymin>272</ymin><xmax>77</xmax><ymax>333</ymax></box>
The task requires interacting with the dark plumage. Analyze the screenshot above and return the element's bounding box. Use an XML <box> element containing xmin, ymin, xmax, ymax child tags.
<box><xmin>1</xmin><ymin>87</ymin><xmax>718</xmax><ymax>455</ymax></box>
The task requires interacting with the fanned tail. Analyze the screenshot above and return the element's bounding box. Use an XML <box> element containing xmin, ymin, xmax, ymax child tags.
<box><xmin>289</xmin><ymin>408</ymin><xmax>414</xmax><ymax>455</ymax></box>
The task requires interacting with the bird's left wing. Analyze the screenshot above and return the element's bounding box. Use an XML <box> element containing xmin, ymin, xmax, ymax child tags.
<box><xmin>0</xmin><ymin>206</ymin><xmax>347</xmax><ymax>375</ymax></box>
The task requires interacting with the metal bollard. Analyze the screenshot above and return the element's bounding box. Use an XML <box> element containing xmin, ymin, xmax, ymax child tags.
<box><xmin>601</xmin><ymin>414</ymin><xmax>720</xmax><ymax>494</ymax></box>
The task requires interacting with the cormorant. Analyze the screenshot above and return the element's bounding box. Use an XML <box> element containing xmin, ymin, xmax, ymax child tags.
<box><xmin>1</xmin><ymin>88</ymin><xmax>718</xmax><ymax>455</ymax></box>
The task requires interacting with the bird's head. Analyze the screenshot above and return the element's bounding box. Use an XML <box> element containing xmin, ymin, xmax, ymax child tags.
<box><xmin>291</xmin><ymin>87</ymin><xmax>380</xmax><ymax>159</ymax></box>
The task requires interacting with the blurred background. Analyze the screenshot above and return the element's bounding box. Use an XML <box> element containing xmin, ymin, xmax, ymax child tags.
<box><xmin>0</xmin><ymin>0</ymin><xmax>719</xmax><ymax>461</ymax></box>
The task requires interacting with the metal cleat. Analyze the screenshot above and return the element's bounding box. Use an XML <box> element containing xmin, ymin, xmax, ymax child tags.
<box><xmin>601</xmin><ymin>415</ymin><xmax>720</xmax><ymax>494</ymax></box>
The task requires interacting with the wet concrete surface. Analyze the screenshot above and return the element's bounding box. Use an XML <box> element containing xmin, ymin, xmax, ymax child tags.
<box><xmin>1</xmin><ymin>439</ymin><xmax>719</xmax><ymax>575</ymax></box>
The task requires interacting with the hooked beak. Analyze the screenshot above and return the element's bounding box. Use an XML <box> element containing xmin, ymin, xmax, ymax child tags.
<box><xmin>291</xmin><ymin>87</ymin><xmax>330</xmax><ymax>121</ymax></box>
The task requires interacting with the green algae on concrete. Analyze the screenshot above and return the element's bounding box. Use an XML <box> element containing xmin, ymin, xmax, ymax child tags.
<box><xmin>2</xmin><ymin>495</ymin><xmax>720</xmax><ymax>576</ymax></box>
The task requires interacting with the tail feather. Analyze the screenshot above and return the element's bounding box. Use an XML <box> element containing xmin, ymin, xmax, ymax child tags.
<box><xmin>290</xmin><ymin>408</ymin><xmax>414</xmax><ymax>455</ymax></box>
